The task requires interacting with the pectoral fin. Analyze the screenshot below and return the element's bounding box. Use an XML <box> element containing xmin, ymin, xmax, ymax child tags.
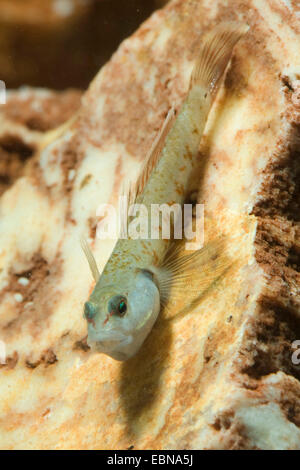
<box><xmin>153</xmin><ymin>237</ymin><xmax>232</xmax><ymax>307</ymax></box>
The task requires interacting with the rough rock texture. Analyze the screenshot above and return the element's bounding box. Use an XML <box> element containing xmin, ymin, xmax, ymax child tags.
<box><xmin>0</xmin><ymin>87</ymin><xmax>82</xmax><ymax>196</ymax></box>
<box><xmin>0</xmin><ymin>0</ymin><xmax>300</xmax><ymax>450</ymax></box>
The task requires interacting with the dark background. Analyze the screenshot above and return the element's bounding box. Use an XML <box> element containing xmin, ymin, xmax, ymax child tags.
<box><xmin>0</xmin><ymin>0</ymin><xmax>167</xmax><ymax>90</ymax></box>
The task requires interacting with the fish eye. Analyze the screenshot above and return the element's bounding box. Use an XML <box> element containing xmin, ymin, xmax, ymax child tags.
<box><xmin>108</xmin><ymin>295</ymin><xmax>127</xmax><ymax>317</ymax></box>
<box><xmin>118</xmin><ymin>300</ymin><xmax>127</xmax><ymax>315</ymax></box>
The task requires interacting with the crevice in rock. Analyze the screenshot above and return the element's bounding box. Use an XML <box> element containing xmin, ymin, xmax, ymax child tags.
<box><xmin>243</xmin><ymin>121</ymin><xmax>300</xmax><ymax>384</ymax></box>
<box><xmin>25</xmin><ymin>348</ymin><xmax>57</xmax><ymax>369</ymax></box>
<box><xmin>0</xmin><ymin>134</ymin><xmax>35</xmax><ymax>196</ymax></box>
<box><xmin>252</xmin><ymin>141</ymin><xmax>300</xmax><ymax>222</ymax></box>
<box><xmin>241</xmin><ymin>302</ymin><xmax>300</xmax><ymax>381</ymax></box>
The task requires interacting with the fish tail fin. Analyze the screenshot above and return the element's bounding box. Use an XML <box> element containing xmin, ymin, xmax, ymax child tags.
<box><xmin>190</xmin><ymin>22</ymin><xmax>249</xmax><ymax>98</ymax></box>
<box><xmin>153</xmin><ymin>236</ymin><xmax>233</xmax><ymax>307</ymax></box>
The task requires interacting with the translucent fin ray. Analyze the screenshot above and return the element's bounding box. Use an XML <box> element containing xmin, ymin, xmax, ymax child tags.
<box><xmin>190</xmin><ymin>22</ymin><xmax>249</xmax><ymax>97</ymax></box>
<box><xmin>154</xmin><ymin>237</ymin><xmax>231</xmax><ymax>307</ymax></box>
<box><xmin>80</xmin><ymin>236</ymin><xmax>100</xmax><ymax>283</ymax></box>
<box><xmin>128</xmin><ymin>108</ymin><xmax>175</xmax><ymax>207</ymax></box>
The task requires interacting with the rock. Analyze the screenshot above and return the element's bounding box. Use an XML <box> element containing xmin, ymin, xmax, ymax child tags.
<box><xmin>0</xmin><ymin>0</ymin><xmax>299</xmax><ymax>450</ymax></box>
<box><xmin>0</xmin><ymin>87</ymin><xmax>82</xmax><ymax>196</ymax></box>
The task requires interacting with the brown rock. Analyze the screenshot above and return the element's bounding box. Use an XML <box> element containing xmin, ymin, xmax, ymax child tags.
<box><xmin>0</xmin><ymin>87</ymin><xmax>82</xmax><ymax>195</ymax></box>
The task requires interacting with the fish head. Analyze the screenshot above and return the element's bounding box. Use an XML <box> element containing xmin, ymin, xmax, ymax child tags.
<box><xmin>84</xmin><ymin>268</ymin><xmax>160</xmax><ymax>361</ymax></box>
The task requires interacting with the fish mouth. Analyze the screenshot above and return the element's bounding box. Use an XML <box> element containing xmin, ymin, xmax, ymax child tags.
<box><xmin>88</xmin><ymin>324</ymin><xmax>126</xmax><ymax>341</ymax></box>
<box><xmin>88</xmin><ymin>329</ymin><xmax>132</xmax><ymax>353</ymax></box>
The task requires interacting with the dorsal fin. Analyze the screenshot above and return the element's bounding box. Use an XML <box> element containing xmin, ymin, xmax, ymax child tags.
<box><xmin>190</xmin><ymin>22</ymin><xmax>249</xmax><ymax>97</ymax></box>
<box><xmin>128</xmin><ymin>107</ymin><xmax>175</xmax><ymax>207</ymax></box>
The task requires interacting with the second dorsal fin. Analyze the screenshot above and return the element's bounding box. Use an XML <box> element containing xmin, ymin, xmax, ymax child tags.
<box><xmin>128</xmin><ymin>108</ymin><xmax>175</xmax><ymax>207</ymax></box>
<box><xmin>190</xmin><ymin>22</ymin><xmax>249</xmax><ymax>97</ymax></box>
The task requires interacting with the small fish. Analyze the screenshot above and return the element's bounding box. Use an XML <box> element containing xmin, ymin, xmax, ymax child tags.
<box><xmin>82</xmin><ymin>22</ymin><xmax>249</xmax><ymax>361</ymax></box>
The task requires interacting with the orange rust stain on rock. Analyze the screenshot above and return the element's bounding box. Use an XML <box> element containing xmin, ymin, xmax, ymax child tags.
<box><xmin>109</xmin><ymin>155</ymin><xmax>123</xmax><ymax>206</ymax></box>
<box><xmin>42</xmin><ymin>408</ymin><xmax>51</xmax><ymax>418</ymax></box>
<box><xmin>210</xmin><ymin>149</ymin><xmax>232</xmax><ymax>167</ymax></box>
<box><xmin>0</xmin><ymin>351</ymin><xmax>19</xmax><ymax>370</ymax></box>
<box><xmin>268</xmin><ymin>1</ymin><xmax>299</xmax><ymax>35</ymax></box>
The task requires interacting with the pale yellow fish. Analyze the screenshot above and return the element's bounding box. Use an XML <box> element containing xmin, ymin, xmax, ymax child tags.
<box><xmin>82</xmin><ymin>22</ymin><xmax>249</xmax><ymax>361</ymax></box>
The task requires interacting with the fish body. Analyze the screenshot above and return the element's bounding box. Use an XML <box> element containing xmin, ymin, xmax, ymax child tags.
<box><xmin>82</xmin><ymin>23</ymin><xmax>249</xmax><ymax>361</ymax></box>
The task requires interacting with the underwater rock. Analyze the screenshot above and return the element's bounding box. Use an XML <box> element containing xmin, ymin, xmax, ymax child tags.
<box><xmin>0</xmin><ymin>0</ymin><xmax>299</xmax><ymax>450</ymax></box>
<box><xmin>0</xmin><ymin>87</ymin><xmax>82</xmax><ymax>196</ymax></box>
